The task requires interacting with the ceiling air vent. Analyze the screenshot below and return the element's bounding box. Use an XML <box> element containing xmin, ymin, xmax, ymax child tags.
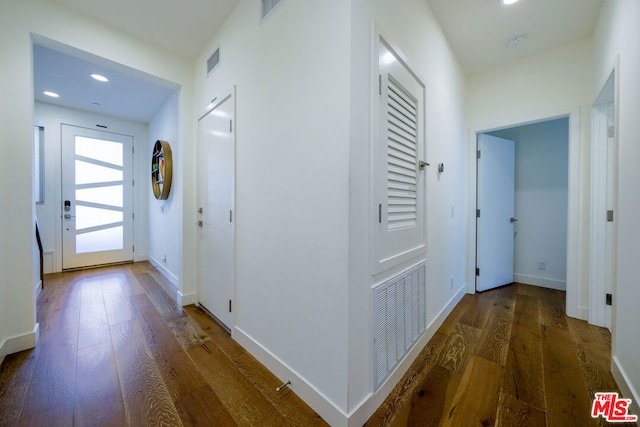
<box><xmin>206</xmin><ymin>48</ymin><xmax>220</xmax><ymax>76</ymax></box>
<box><xmin>262</xmin><ymin>0</ymin><xmax>284</xmax><ymax>21</ymax></box>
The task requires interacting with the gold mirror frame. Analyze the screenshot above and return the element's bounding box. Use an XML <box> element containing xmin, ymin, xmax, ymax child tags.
<box><xmin>151</xmin><ymin>140</ymin><xmax>173</xmax><ymax>200</ymax></box>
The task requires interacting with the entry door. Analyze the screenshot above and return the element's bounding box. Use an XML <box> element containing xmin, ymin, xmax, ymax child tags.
<box><xmin>197</xmin><ymin>92</ymin><xmax>235</xmax><ymax>330</ymax></box>
<box><xmin>476</xmin><ymin>134</ymin><xmax>516</xmax><ymax>292</ymax></box>
<box><xmin>61</xmin><ymin>125</ymin><xmax>133</xmax><ymax>269</ymax></box>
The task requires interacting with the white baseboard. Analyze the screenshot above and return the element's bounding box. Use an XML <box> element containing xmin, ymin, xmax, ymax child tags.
<box><xmin>148</xmin><ymin>256</ymin><xmax>195</xmax><ymax>307</ymax></box>
<box><xmin>0</xmin><ymin>323</ymin><xmax>40</xmax><ymax>365</ymax></box>
<box><xmin>35</xmin><ymin>279</ymin><xmax>42</xmax><ymax>297</ymax></box>
<box><xmin>348</xmin><ymin>285</ymin><xmax>466</xmax><ymax>426</ymax></box>
<box><xmin>177</xmin><ymin>291</ymin><xmax>197</xmax><ymax>307</ymax></box>
<box><xmin>612</xmin><ymin>355</ymin><xmax>640</xmax><ymax>420</ymax></box>
<box><xmin>514</xmin><ymin>273</ymin><xmax>566</xmax><ymax>291</ymax></box>
<box><xmin>234</xmin><ymin>326</ymin><xmax>349</xmax><ymax>427</ymax></box>
<box><xmin>148</xmin><ymin>255</ymin><xmax>179</xmax><ymax>287</ymax></box>
<box><xmin>577</xmin><ymin>305</ymin><xmax>589</xmax><ymax>321</ymax></box>
<box><xmin>232</xmin><ymin>286</ymin><xmax>467</xmax><ymax>427</ymax></box>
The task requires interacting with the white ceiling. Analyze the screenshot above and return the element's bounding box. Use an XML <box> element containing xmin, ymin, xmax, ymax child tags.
<box><xmin>33</xmin><ymin>43</ymin><xmax>177</xmax><ymax>123</ymax></box>
<box><xmin>37</xmin><ymin>0</ymin><xmax>606</xmax><ymax>122</ymax></box>
<box><xmin>426</xmin><ymin>0</ymin><xmax>604</xmax><ymax>75</ymax></box>
<box><xmin>35</xmin><ymin>0</ymin><xmax>239</xmax><ymax>123</ymax></box>
<box><xmin>50</xmin><ymin>0</ymin><xmax>239</xmax><ymax>60</ymax></box>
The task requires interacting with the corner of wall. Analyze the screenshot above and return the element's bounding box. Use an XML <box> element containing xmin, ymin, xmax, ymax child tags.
<box><xmin>346</xmin><ymin>285</ymin><xmax>466</xmax><ymax>426</ymax></box>
<box><xmin>612</xmin><ymin>355</ymin><xmax>640</xmax><ymax>421</ymax></box>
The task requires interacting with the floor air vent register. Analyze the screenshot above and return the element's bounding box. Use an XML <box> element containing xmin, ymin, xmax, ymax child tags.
<box><xmin>373</xmin><ymin>260</ymin><xmax>427</xmax><ymax>390</ymax></box>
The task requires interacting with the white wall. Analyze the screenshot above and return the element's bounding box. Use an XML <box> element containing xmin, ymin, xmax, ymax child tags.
<box><xmin>0</xmin><ymin>0</ymin><xmax>193</xmax><ymax>360</ymax></box>
<box><xmin>348</xmin><ymin>0</ymin><xmax>468</xmax><ymax>424</ymax></box>
<box><xmin>193</xmin><ymin>0</ymin><xmax>352</xmax><ymax>422</ymax></box>
<box><xmin>467</xmin><ymin>37</ymin><xmax>594</xmax><ymax>319</ymax></box>
<box><xmin>148</xmin><ymin>90</ymin><xmax>182</xmax><ymax>290</ymax></box>
<box><xmin>489</xmin><ymin>118</ymin><xmax>569</xmax><ymax>290</ymax></box>
<box><xmin>34</xmin><ymin>102</ymin><xmax>150</xmax><ymax>272</ymax></box>
<box><xmin>594</xmin><ymin>0</ymin><xmax>640</xmax><ymax>416</ymax></box>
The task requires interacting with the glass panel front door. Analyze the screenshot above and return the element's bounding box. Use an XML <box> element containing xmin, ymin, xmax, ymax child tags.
<box><xmin>62</xmin><ymin>125</ymin><xmax>133</xmax><ymax>269</ymax></box>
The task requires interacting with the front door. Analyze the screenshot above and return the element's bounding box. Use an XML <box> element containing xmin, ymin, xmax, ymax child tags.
<box><xmin>476</xmin><ymin>133</ymin><xmax>516</xmax><ymax>292</ymax></box>
<box><xmin>197</xmin><ymin>92</ymin><xmax>235</xmax><ymax>330</ymax></box>
<box><xmin>61</xmin><ymin>125</ymin><xmax>133</xmax><ymax>269</ymax></box>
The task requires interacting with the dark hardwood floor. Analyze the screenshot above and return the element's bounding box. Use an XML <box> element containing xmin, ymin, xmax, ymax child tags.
<box><xmin>366</xmin><ymin>283</ymin><xmax>636</xmax><ymax>427</ymax></box>
<box><xmin>0</xmin><ymin>262</ymin><xmax>326</xmax><ymax>427</ymax></box>
<box><xmin>0</xmin><ymin>263</ymin><xmax>633</xmax><ymax>426</ymax></box>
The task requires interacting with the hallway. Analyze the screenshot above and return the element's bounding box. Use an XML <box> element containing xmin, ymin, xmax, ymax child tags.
<box><xmin>0</xmin><ymin>263</ymin><xmax>325</xmax><ymax>426</ymax></box>
<box><xmin>0</xmin><ymin>263</ymin><xmax>626</xmax><ymax>426</ymax></box>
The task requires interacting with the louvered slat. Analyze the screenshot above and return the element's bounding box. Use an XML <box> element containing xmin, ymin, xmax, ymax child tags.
<box><xmin>387</xmin><ymin>75</ymin><xmax>418</xmax><ymax>231</ymax></box>
<box><xmin>373</xmin><ymin>261</ymin><xmax>427</xmax><ymax>389</ymax></box>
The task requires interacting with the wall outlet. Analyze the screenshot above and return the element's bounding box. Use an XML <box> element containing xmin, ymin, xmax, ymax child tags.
<box><xmin>538</xmin><ymin>259</ymin><xmax>547</xmax><ymax>270</ymax></box>
<box><xmin>450</xmin><ymin>276</ymin><xmax>454</xmax><ymax>290</ymax></box>
<box><xmin>162</xmin><ymin>254</ymin><xmax>167</xmax><ymax>264</ymax></box>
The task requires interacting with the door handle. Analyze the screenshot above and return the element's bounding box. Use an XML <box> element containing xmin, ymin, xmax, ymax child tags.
<box><xmin>510</xmin><ymin>217</ymin><xmax>518</xmax><ymax>223</ymax></box>
<box><xmin>64</xmin><ymin>214</ymin><xmax>76</xmax><ymax>219</ymax></box>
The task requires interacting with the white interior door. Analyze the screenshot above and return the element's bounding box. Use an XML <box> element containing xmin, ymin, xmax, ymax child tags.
<box><xmin>197</xmin><ymin>92</ymin><xmax>235</xmax><ymax>330</ymax></box>
<box><xmin>61</xmin><ymin>125</ymin><xmax>133</xmax><ymax>269</ymax></box>
<box><xmin>604</xmin><ymin>102</ymin><xmax>617</xmax><ymax>330</ymax></box>
<box><xmin>476</xmin><ymin>134</ymin><xmax>516</xmax><ymax>292</ymax></box>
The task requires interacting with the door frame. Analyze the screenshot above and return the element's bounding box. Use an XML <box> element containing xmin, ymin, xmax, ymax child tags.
<box><xmin>196</xmin><ymin>87</ymin><xmax>237</xmax><ymax>332</ymax></box>
<box><xmin>60</xmin><ymin>123</ymin><xmax>134</xmax><ymax>270</ymax></box>
<box><xmin>589</xmin><ymin>58</ymin><xmax>619</xmax><ymax>329</ymax></box>
<box><xmin>466</xmin><ymin>108</ymin><xmax>582</xmax><ymax>319</ymax></box>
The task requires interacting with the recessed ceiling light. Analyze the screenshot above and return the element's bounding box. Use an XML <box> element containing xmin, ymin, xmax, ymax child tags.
<box><xmin>501</xmin><ymin>0</ymin><xmax>520</xmax><ymax>5</ymax></box>
<box><xmin>43</xmin><ymin>91</ymin><xmax>60</xmax><ymax>98</ymax></box>
<box><xmin>90</xmin><ymin>73</ymin><xmax>109</xmax><ymax>82</ymax></box>
<box><xmin>506</xmin><ymin>34</ymin><xmax>527</xmax><ymax>48</ymax></box>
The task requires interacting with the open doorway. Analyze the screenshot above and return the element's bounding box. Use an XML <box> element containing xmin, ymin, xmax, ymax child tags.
<box><xmin>32</xmin><ymin>38</ymin><xmax>178</xmax><ymax>274</ymax></box>
<box><xmin>476</xmin><ymin>118</ymin><xmax>570</xmax><ymax>292</ymax></box>
<box><xmin>469</xmin><ymin>111</ymin><xmax>584</xmax><ymax>321</ymax></box>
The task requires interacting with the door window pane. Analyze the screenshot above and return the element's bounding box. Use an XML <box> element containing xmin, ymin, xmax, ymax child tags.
<box><xmin>75</xmin><ymin>160</ymin><xmax>123</xmax><ymax>185</ymax></box>
<box><xmin>75</xmin><ymin>205</ymin><xmax>123</xmax><ymax>230</ymax></box>
<box><xmin>76</xmin><ymin>185</ymin><xmax>123</xmax><ymax>208</ymax></box>
<box><xmin>76</xmin><ymin>226</ymin><xmax>123</xmax><ymax>253</ymax></box>
<box><xmin>75</xmin><ymin>136</ymin><xmax>123</xmax><ymax>166</ymax></box>
<box><xmin>34</xmin><ymin>126</ymin><xmax>45</xmax><ymax>204</ymax></box>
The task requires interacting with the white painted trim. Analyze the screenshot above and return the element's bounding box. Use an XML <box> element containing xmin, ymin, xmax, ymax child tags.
<box><xmin>35</xmin><ymin>279</ymin><xmax>43</xmax><ymax>297</ymax></box>
<box><xmin>513</xmin><ymin>274</ymin><xmax>566</xmax><ymax>291</ymax></box>
<box><xmin>236</xmin><ymin>284</ymin><xmax>463</xmax><ymax>427</ymax></box>
<box><xmin>0</xmin><ymin>323</ymin><xmax>39</xmax><ymax>361</ymax></box>
<box><xmin>176</xmin><ymin>291</ymin><xmax>197</xmax><ymax>307</ymax></box>
<box><xmin>148</xmin><ymin>254</ymin><xmax>179</xmax><ymax>287</ymax></box>
<box><xmin>467</xmin><ymin>108</ymin><xmax>581</xmax><ymax>320</ymax></box>
<box><xmin>466</xmin><ymin>133</ymin><xmax>478</xmax><ymax>295</ymax></box>
<box><xmin>577</xmin><ymin>305</ymin><xmax>589</xmax><ymax>321</ymax></box>
<box><xmin>371</xmin><ymin>24</ymin><xmax>428</xmax><ymax>276</ymax></box>
<box><xmin>589</xmin><ymin>56</ymin><xmax>619</xmax><ymax>329</ymax></box>
<box><xmin>233</xmin><ymin>326</ymin><xmax>349</xmax><ymax>427</ymax></box>
<box><xmin>347</xmin><ymin>285</ymin><xmax>466</xmax><ymax>426</ymax></box>
<box><xmin>612</xmin><ymin>355</ymin><xmax>640</xmax><ymax>421</ymax></box>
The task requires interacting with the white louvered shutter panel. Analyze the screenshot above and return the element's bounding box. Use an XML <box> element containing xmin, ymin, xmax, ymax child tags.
<box><xmin>374</xmin><ymin>41</ymin><xmax>426</xmax><ymax>273</ymax></box>
<box><xmin>387</xmin><ymin>76</ymin><xmax>418</xmax><ymax>231</ymax></box>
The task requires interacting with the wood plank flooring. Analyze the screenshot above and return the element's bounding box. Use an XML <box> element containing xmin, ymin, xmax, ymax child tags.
<box><xmin>366</xmin><ymin>283</ymin><xmax>636</xmax><ymax>427</ymax></box>
<box><xmin>0</xmin><ymin>262</ymin><xmax>325</xmax><ymax>427</ymax></box>
<box><xmin>0</xmin><ymin>264</ymin><xmax>633</xmax><ymax>426</ymax></box>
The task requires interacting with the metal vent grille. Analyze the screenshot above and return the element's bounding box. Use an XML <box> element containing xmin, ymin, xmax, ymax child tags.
<box><xmin>262</xmin><ymin>0</ymin><xmax>284</xmax><ymax>20</ymax></box>
<box><xmin>386</xmin><ymin>75</ymin><xmax>418</xmax><ymax>231</ymax></box>
<box><xmin>374</xmin><ymin>260</ymin><xmax>426</xmax><ymax>390</ymax></box>
<box><xmin>206</xmin><ymin>48</ymin><xmax>220</xmax><ymax>75</ymax></box>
